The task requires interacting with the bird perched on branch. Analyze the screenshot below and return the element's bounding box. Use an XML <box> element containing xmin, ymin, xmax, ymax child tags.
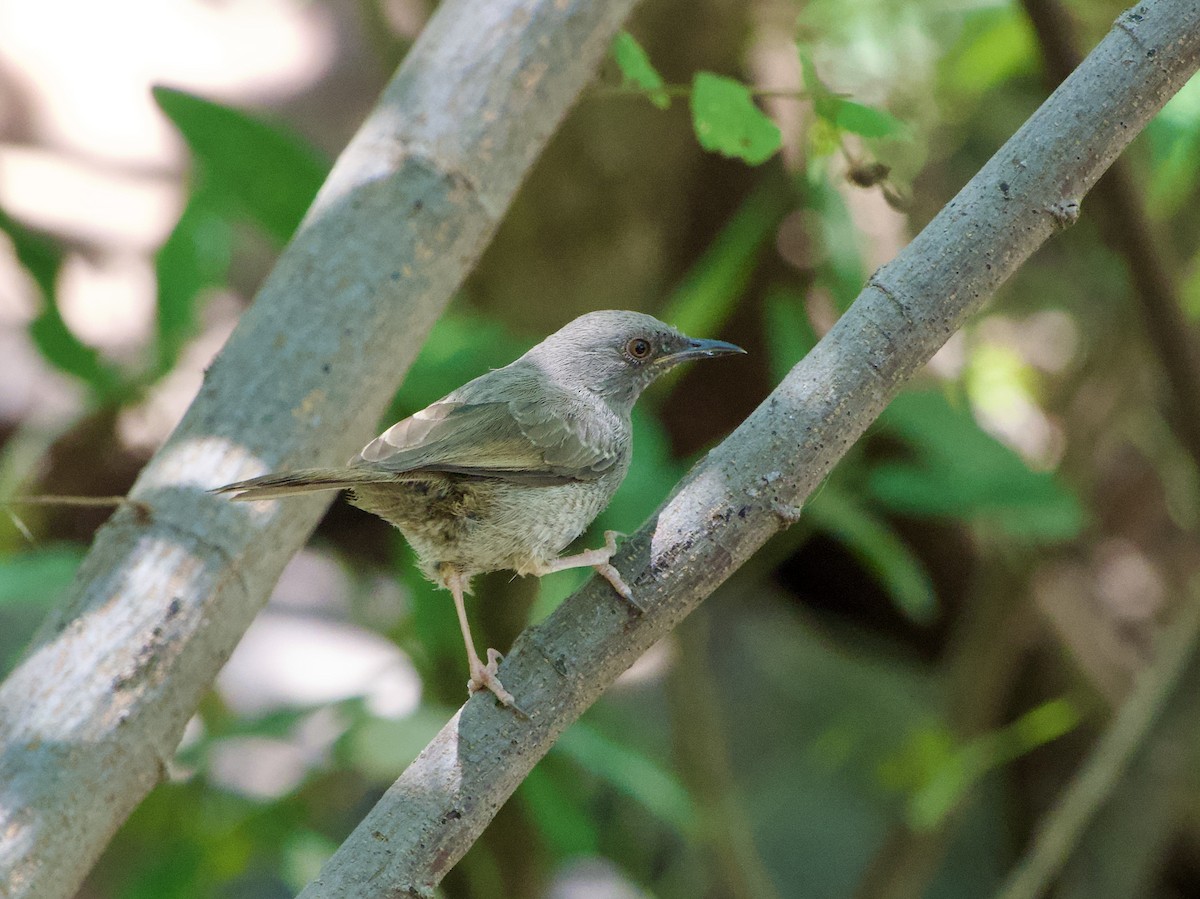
<box><xmin>214</xmin><ymin>310</ymin><xmax>744</xmax><ymax>708</ymax></box>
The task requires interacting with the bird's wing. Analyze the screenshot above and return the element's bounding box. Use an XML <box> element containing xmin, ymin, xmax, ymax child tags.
<box><xmin>352</xmin><ymin>387</ymin><xmax>622</xmax><ymax>486</ymax></box>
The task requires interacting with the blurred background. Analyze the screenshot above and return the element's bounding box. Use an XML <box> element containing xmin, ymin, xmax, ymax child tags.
<box><xmin>3</xmin><ymin>0</ymin><xmax>1200</xmax><ymax>896</ymax></box>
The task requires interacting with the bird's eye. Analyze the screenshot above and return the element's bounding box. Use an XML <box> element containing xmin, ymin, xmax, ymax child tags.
<box><xmin>626</xmin><ymin>337</ymin><xmax>652</xmax><ymax>360</ymax></box>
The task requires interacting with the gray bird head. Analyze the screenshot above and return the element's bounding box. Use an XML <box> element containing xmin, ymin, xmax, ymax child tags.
<box><xmin>525</xmin><ymin>310</ymin><xmax>745</xmax><ymax>409</ymax></box>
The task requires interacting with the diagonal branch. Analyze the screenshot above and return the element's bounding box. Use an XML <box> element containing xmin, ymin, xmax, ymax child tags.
<box><xmin>294</xmin><ymin>3</ymin><xmax>1200</xmax><ymax>896</ymax></box>
<box><xmin>1023</xmin><ymin>0</ymin><xmax>1200</xmax><ymax>469</ymax></box>
<box><xmin>0</xmin><ymin>2</ymin><xmax>641</xmax><ymax>898</ymax></box>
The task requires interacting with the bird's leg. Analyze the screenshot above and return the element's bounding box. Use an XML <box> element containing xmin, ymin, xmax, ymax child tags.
<box><xmin>444</xmin><ymin>567</ymin><xmax>516</xmax><ymax>707</ymax></box>
<box><xmin>529</xmin><ymin>531</ymin><xmax>644</xmax><ymax>613</ymax></box>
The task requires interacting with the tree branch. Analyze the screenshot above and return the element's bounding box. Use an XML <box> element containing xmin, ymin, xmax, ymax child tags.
<box><xmin>1022</xmin><ymin>0</ymin><xmax>1200</xmax><ymax>472</ymax></box>
<box><xmin>0</xmin><ymin>2</ymin><xmax>640</xmax><ymax>897</ymax></box>
<box><xmin>293</xmin><ymin>3</ymin><xmax>1200</xmax><ymax>896</ymax></box>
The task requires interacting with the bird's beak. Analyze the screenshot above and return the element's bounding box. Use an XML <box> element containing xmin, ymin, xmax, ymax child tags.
<box><xmin>657</xmin><ymin>337</ymin><xmax>747</xmax><ymax>366</ymax></box>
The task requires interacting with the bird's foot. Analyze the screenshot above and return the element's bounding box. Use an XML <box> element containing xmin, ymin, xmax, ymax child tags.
<box><xmin>531</xmin><ymin>531</ymin><xmax>643</xmax><ymax>614</ymax></box>
<box><xmin>595</xmin><ymin>562</ymin><xmax>642</xmax><ymax>612</ymax></box>
<box><xmin>595</xmin><ymin>531</ymin><xmax>643</xmax><ymax>614</ymax></box>
<box><xmin>468</xmin><ymin>648</ymin><xmax>517</xmax><ymax>708</ymax></box>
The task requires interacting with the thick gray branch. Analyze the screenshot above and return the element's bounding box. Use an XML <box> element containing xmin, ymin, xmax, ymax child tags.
<box><xmin>0</xmin><ymin>2</ymin><xmax>639</xmax><ymax>897</ymax></box>
<box><xmin>294</xmin><ymin>3</ymin><xmax>1200</xmax><ymax>897</ymax></box>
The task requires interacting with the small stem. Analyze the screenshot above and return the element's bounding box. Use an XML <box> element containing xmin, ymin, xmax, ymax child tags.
<box><xmin>590</xmin><ymin>83</ymin><xmax>820</xmax><ymax>101</ymax></box>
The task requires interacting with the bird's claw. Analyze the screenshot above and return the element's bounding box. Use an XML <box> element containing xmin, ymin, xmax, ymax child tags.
<box><xmin>595</xmin><ymin>562</ymin><xmax>643</xmax><ymax>614</ymax></box>
<box><xmin>468</xmin><ymin>648</ymin><xmax>526</xmax><ymax>714</ymax></box>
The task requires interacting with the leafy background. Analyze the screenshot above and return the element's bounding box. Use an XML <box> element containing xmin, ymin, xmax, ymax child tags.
<box><xmin>1</xmin><ymin>0</ymin><xmax>1199</xmax><ymax>896</ymax></box>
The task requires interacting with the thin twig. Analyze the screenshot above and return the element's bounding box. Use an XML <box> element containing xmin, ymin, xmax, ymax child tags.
<box><xmin>993</xmin><ymin>584</ymin><xmax>1200</xmax><ymax>899</ymax></box>
<box><xmin>590</xmin><ymin>83</ymin><xmax>824</xmax><ymax>100</ymax></box>
<box><xmin>668</xmin><ymin>610</ymin><xmax>786</xmax><ymax>899</ymax></box>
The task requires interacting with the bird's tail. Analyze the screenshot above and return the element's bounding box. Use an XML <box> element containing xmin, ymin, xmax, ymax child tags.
<box><xmin>212</xmin><ymin>468</ymin><xmax>391</xmax><ymax>501</ymax></box>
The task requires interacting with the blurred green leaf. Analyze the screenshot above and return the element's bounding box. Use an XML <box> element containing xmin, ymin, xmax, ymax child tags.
<box><xmin>0</xmin><ymin>206</ymin><xmax>58</xmax><ymax>299</ymax></box>
<box><xmin>805</xmin><ymin>485</ymin><xmax>937</xmax><ymax>624</ymax></box>
<box><xmin>826</xmin><ymin>99</ymin><xmax>907</xmax><ymax>139</ymax></box>
<box><xmin>611</xmin><ymin>31</ymin><xmax>669</xmax><ymax>109</ymax></box>
<box><xmin>797</xmin><ymin>45</ymin><xmax>824</xmax><ymax>104</ymax></box>
<box><xmin>901</xmin><ymin>698</ymin><xmax>1081</xmax><ymax>830</ymax></box>
<box><xmin>1006</xmin><ymin>697</ymin><xmax>1080</xmax><ymax>752</ymax></box>
<box><xmin>392</xmin><ymin>534</ymin><xmax>462</xmax><ymax>665</ymax></box>
<box><xmin>762</xmin><ymin>287</ymin><xmax>818</xmax><ymax>382</ymax></box>
<box><xmin>805</xmin><ymin>170</ymin><xmax>866</xmax><ymax>308</ymax></box>
<box><xmin>390</xmin><ymin>313</ymin><xmax>531</xmax><ymax>418</ymax></box>
<box><xmin>0</xmin><ymin>545</ymin><xmax>82</xmax><ymax>607</ymax></box>
<box><xmin>869</xmin><ymin>390</ymin><xmax>1084</xmax><ymax>540</ymax></box>
<box><xmin>660</xmin><ymin>168</ymin><xmax>794</xmax><ymax>339</ymax></box>
<box><xmin>877</xmin><ymin>722</ymin><xmax>956</xmax><ymax>794</ymax></box>
<box><xmin>942</xmin><ymin>8</ymin><xmax>1036</xmax><ymax>98</ymax></box>
<box><xmin>518</xmin><ymin>763</ymin><xmax>600</xmax><ymax>859</ymax></box>
<box><xmin>153</xmin><ymin>86</ymin><xmax>330</xmax><ymax>243</ymax></box>
<box><xmin>339</xmin><ymin>707</ymin><xmax>448</xmax><ymax>782</ymax></box>
<box><xmin>690</xmin><ymin>72</ymin><xmax>781</xmax><ymax>166</ymax></box>
<box><xmin>28</xmin><ymin>304</ymin><xmax>127</xmax><ymax>401</ymax></box>
<box><xmin>555</xmin><ymin>721</ymin><xmax>696</xmax><ymax>835</ymax></box>
<box><xmin>721</xmin><ymin>607</ymin><xmax>964</xmax><ymax>893</ymax></box>
<box><xmin>1181</xmin><ymin>254</ymin><xmax>1200</xmax><ymax>321</ymax></box>
<box><xmin>0</xmin><ymin>207</ymin><xmax>127</xmax><ymax>399</ymax></box>
<box><xmin>800</xmin><ymin>50</ymin><xmax>908</xmax><ymax>142</ymax></box>
<box><xmin>1145</xmin><ymin>73</ymin><xmax>1200</xmax><ymax>219</ymax></box>
<box><xmin>153</xmin><ymin>189</ymin><xmax>233</xmax><ymax>377</ymax></box>
<box><xmin>281</xmin><ymin>829</ymin><xmax>338</xmax><ymax>892</ymax></box>
<box><xmin>905</xmin><ymin>739</ymin><xmax>988</xmax><ymax>831</ymax></box>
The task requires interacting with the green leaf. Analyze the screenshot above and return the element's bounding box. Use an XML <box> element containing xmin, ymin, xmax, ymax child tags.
<box><xmin>827</xmin><ymin>99</ymin><xmax>907</xmax><ymax>139</ymax></box>
<box><xmin>611</xmin><ymin>32</ymin><xmax>669</xmax><ymax>110</ymax></box>
<box><xmin>660</xmin><ymin>167</ymin><xmax>794</xmax><ymax>339</ymax></box>
<box><xmin>153</xmin><ymin>189</ymin><xmax>233</xmax><ymax>377</ymax></box>
<box><xmin>903</xmin><ymin>698</ymin><xmax>1080</xmax><ymax>830</ymax></box>
<box><xmin>388</xmin><ymin>314</ymin><xmax>531</xmax><ymax>417</ymax></box>
<box><xmin>805</xmin><ymin>172</ymin><xmax>867</xmax><ymax>309</ymax></box>
<box><xmin>339</xmin><ymin>706</ymin><xmax>449</xmax><ymax>782</ymax></box>
<box><xmin>28</xmin><ymin>304</ymin><xmax>127</xmax><ymax>400</ymax></box>
<box><xmin>0</xmin><ymin>546</ymin><xmax>83</xmax><ymax>607</ymax></box>
<box><xmin>799</xmin><ymin>47</ymin><xmax>907</xmax><ymax>141</ymax></box>
<box><xmin>762</xmin><ymin>287</ymin><xmax>817</xmax><ymax>383</ymax></box>
<box><xmin>943</xmin><ymin>8</ymin><xmax>1037</xmax><ymax>98</ymax></box>
<box><xmin>0</xmin><ymin>206</ymin><xmax>126</xmax><ymax>399</ymax></box>
<box><xmin>152</xmin><ymin>86</ymin><xmax>330</xmax><ymax>243</ymax></box>
<box><xmin>690</xmin><ymin>72</ymin><xmax>781</xmax><ymax>166</ymax></box>
<box><xmin>797</xmin><ymin>45</ymin><xmax>826</xmax><ymax>103</ymax></box>
<box><xmin>555</xmin><ymin>721</ymin><xmax>696</xmax><ymax>835</ymax></box>
<box><xmin>1182</xmin><ymin>254</ymin><xmax>1200</xmax><ymax>321</ymax></box>
<box><xmin>0</xmin><ymin>206</ymin><xmax>58</xmax><ymax>300</ymax></box>
<box><xmin>518</xmin><ymin>763</ymin><xmax>599</xmax><ymax>859</ymax></box>
<box><xmin>804</xmin><ymin>485</ymin><xmax>937</xmax><ymax>624</ymax></box>
<box><xmin>869</xmin><ymin>390</ymin><xmax>1085</xmax><ymax>541</ymax></box>
<box><xmin>1145</xmin><ymin>73</ymin><xmax>1200</xmax><ymax>219</ymax></box>
<box><xmin>1005</xmin><ymin>697</ymin><xmax>1081</xmax><ymax>754</ymax></box>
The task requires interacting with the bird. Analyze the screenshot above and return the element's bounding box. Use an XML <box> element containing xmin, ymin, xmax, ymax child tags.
<box><xmin>214</xmin><ymin>310</ymin><xmax>745</xmax><ymax>708</ymax></box>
